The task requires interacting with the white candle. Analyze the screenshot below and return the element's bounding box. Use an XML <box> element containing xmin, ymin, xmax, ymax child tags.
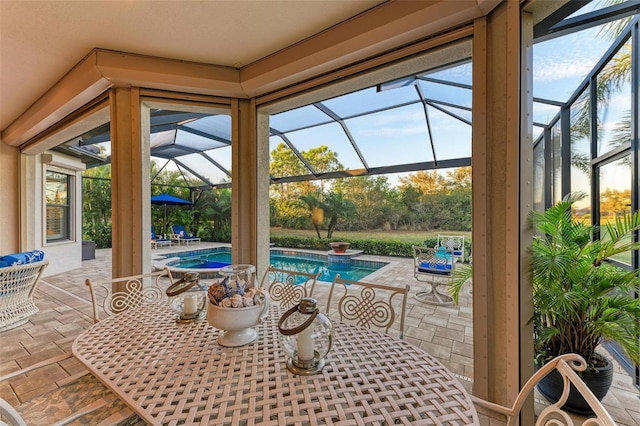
<box><xmin>297</xmin><ymin>324</ymin><xmax>315</xmax><ymax>361</ymax></box>
<box><xmin>183</xmin><ymin>294</ymin><xmax>198</xmax><ymax>315</ymax></box>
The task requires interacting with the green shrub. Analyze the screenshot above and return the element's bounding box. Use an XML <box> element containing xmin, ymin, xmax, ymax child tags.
<box><xmin>83</xmin><ymin>223</ymin><xmax>112</xmax><ymax>248</ymax></box>
<box><xmin>270</xmin><ymin>235</ymin><xmax>473</xmax><ymax>258</ymax></box>
<box><xmin>270</xmin><ymin>236</ymin><xmax>418</xmax><ymax>257</ymax></box>
<box><xmin>199</xmin><ymin>223</ymin><xmax>231</xmax><ymax>243</ymax></box>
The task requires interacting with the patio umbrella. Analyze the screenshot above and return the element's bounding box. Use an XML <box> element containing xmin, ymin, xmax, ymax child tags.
<box><xmin>151</xmin><ymin>193</ymin><xmax>193</xmax><ymax>235</ymax></box>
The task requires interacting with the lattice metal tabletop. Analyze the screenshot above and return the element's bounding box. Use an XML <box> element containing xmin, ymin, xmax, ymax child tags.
<box><xmin>72</xmin><ymin>303</ymin><xmax>478</xmax><ymax>425</ymax></box>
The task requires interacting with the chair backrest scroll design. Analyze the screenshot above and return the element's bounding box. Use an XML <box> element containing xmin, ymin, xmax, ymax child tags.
<box><xmin>260</xmin><ymin>266</ymin><xmax>320</xmax><ymax>308</ymax></box>
<box><xmin>86</xmin><ymin>267</ymin><xmax>174</xmax><ymax>323</ymax></box>
<box><xmin>327</xmin><ymin>275</ymin><xmax>409</xmax><ymax>338</ymax></box>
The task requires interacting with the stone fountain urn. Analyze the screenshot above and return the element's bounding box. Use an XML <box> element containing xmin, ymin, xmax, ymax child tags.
<box><xmin>329</xmin><ymin>242</ymin><xmax>350</xmax><ymax>253</ymax></box>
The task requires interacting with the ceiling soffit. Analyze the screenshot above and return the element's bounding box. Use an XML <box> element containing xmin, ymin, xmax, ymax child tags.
<box><xmin>3</xmin><ymin>0</ymin><xmax>500</xmax><ymax>149</ymax></box>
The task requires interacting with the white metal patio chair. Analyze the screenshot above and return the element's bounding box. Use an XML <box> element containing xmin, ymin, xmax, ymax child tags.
<box><xmin>327</xmin><ymin>275</ymin><xmax>409</xmax><ymax>339</ymax></box>
<box><xmin>0</xmin><ymin>257</ymin><xmax>48</xmax><ymax>332</ymax></box>
<box><xmin>260</xmin><ymin>266</ymin><xmax>321</xmax><ymax>309</ymax></box>
<box><xmin>85</xmin><ymin>267</ymin><xmax>174</xmax><ymax>323</ymax></box>
<box><xmin>473</xmin><ymin>354</ymin><xmax>616</xmax><ymax>425</ymax></box>
<box><xmin>412</xmin><ymin>245</ymin><xmax>455</xmax><ymax>306</ymax></box>
<box><xmin>436</xmin><ymin>234</ymin><xmax>465</xmax><ymax>263</ymax></box>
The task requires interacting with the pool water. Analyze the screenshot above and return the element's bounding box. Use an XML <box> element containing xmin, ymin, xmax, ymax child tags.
<box><xmin>166</xmin><ymin>248</ymin><xmax>385</xmax><ymax>282</ymax></box>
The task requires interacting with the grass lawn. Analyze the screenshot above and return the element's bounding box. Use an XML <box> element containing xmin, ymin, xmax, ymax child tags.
<box><xmin>270</xmin><ymin>227</ymin><xmax>471</xmax><ymax>245</ymax></box>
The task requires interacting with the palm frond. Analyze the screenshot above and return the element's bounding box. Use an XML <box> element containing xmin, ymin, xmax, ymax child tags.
<box><xmin>450</xmin><ymin>263</ymin><xmax>472</xmax><ymax>306</ymax></box>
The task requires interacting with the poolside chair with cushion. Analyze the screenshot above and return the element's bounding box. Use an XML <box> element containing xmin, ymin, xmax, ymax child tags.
<box><xmin>85</xmin><ymin>267</ymin><xmax>174</xmax><ymax>323</ymax></box>
<box><xmin>170</xmin><ymin>225</ymin><xmax>201</xmax><ymax>246</ymax></box>
<box><xmin>327</xmin><ymin>275</ymin><xmax>409</xmax><ymax>339</ymax></box>
<box><xmin>0</xmin><ymin>250</ymin><xmax>48</xmax><ymax>332</ymax></box>
<box><xmin>473</xmin><ymin>353</ymin><xmax>616</xmax><ymax>426</ymax></box>
<box><xmin>435</xmin><ymin>234</ymin><xmax>465</xmax><ymax>263</ymax></box>
<box><xmin>260</xmin><ymin>266</ymin><xmax>321</xmax><ymax>309</ymax></box>
<box><xmin>412</xmin><ymin>245</ymin><xmax>455</xmax><ymax>306</ymax></box>
<box><xmin>151</xmin><ymin>226</ymin><xmax>172</xmax><ymax>249</ymax></box>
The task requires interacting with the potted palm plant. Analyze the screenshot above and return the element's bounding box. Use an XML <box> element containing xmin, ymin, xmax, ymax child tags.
<box><xmin>529</xmin><ymin>195</ymin><xmax>640</xmax><ymax>413</ymax></box>
<box><xmin>451</xmin><ymin>194</ymin><xmax>640</xmax><ymax>414</ymax></box>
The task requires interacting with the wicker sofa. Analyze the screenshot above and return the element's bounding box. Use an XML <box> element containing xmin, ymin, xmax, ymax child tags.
<box><xmin>0</xmin><ymin>250</ymin><xmax>48</xmax><ymax>332</ymax></box>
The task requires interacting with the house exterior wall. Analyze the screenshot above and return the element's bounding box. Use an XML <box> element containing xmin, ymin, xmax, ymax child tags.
<box><xmin>0</xmin><ymin>144</ymin><xmax>84</xmax><ymax>276</ymax></box>
<box><xmin>25</xmin><ymin>152</ymin><xmax>85</xmax><ymax>277</ymax></box>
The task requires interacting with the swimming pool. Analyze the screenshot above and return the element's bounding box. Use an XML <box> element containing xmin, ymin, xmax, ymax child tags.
<box><xmin>158</xmin><ymin>247</ymin><xmax>387</xmax><ymax>282</ymax></box>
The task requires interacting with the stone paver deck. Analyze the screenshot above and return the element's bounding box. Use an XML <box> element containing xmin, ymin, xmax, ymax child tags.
<box><xmin>0</xmin><ymin>244</ymin><xmax>638</xmax><ymax>424</ymax></box>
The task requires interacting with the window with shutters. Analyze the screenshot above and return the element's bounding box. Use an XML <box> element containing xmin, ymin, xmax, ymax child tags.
<box><xmin>45</xmin><ymin>170</ymin><xmax>72</xmax><ymax>242</ymax></box>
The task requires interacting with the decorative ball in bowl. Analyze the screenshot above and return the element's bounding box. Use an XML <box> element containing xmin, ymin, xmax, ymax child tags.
<box><xmin>206</xmin><ymin>268</ymin><xmax>270</xmax><ymax>347</ymax></box>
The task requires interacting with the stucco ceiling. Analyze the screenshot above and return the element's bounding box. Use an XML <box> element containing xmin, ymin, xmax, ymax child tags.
<box><xmin>0</xmin><ymin>0</ymin><xmax>385</xmax><ymax>133</ymax></box>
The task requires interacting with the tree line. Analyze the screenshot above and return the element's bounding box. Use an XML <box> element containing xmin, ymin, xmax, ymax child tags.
<box><xmin>82</xmin><ymin>144</ymin><xmax>472</xmax><ymax>247</ymax></box>
<box><xmin>269</xmin><ymin>142</ymin><xmax>472</xmax><ymax>237</ymax></box>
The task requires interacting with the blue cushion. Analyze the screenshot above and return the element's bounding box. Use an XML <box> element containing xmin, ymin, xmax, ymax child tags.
<box><xmin>418</xmin><ymin>262</ymin><xmax>452</xmax><ymax>274</ymax></box>
<box><xmin>434</xmin><ymin>249</ymin><xmax>452</xmax><ymax>260</ymax></box>
<box><xmin>0</xmin><ymin>250</ymin><xmax>45</xmax><ymax>268</ymax></box>
<box><xmin>436</xmin><ymin>246</ymin><xmax>463</xmax><ymax>257</ymax></box>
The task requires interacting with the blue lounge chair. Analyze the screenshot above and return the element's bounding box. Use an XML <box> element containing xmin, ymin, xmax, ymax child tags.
<box><xmin>151</xmin><ymin>226</ymin><xmax>172</xmax><ymax>249</ymax></box>
<box><xmin>170</xmin><ymin>225</ymin><xmax>201</xmax><ymax>246</ymax></box>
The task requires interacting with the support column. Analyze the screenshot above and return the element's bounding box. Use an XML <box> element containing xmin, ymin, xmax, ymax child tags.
<box><xmin>0</xmin><ymin>142</ymin><xmax>20</xmax><ymax>254</ymax></box>
<box><xmin>256</xmin><ymin>109</ymin><xmax>271</xmax><ymax>278</ymax></box>
<box><xmin>231</xmin><ymin>98</ymin><xmax>260</xmax><ymax>268</ymax></box>
<box><xmin>472</xmin><ymin>1</ymin><xmax>533</xmax><ymax>419</ymax></box>
<box><xmin>110</xmin><ymin>87</ymin><xmax>147</xmax><ymax>281</ymax></box>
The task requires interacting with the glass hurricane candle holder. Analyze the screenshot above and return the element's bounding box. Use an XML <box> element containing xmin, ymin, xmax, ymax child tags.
<box><xmin>166</xmin><ymin>271</ymin><xmax>207</xmax><ymax>323</ymax></box>
<box><xmin>278</xmin><ymin>297</ymin><xmax>332</xmax><ymax>375</ymax></box>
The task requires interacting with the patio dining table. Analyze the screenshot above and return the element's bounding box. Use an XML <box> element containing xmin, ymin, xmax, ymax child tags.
<box><xmin>72</xmin><ymin>303</ymin><xmax>478</xmax><ymax>425</ymax></box>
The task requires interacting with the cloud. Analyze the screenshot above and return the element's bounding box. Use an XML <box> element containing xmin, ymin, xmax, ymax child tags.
<box><xmin>533</xmin><ymin>27</ymin><xmax>609</xmax><ymax>84</ymax></box>
<box><xmin>534</xmin><ymin>58</ymin><xmax>595</xmax><ymax>82</ymax></box>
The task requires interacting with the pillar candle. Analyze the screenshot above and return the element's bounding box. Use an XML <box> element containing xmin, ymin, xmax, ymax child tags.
<box><xmin>184</xmin><ymin>294</ymin><xmax>197</xmax><ymax>315</ymax></box>
<box><xmin>297</xmin><ymin>324</ymin><xmax>315</xmax><ymax>361</ymax></box>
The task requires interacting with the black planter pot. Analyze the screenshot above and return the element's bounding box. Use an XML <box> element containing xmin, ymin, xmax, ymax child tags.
<box><xmin>536</xmin><ymin>354</ymin><xmax>613</xmax><ymax>415</ymax></box>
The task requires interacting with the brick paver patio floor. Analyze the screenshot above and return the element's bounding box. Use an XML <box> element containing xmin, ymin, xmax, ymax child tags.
<box><xmin>1</xmin><ymin>244</ymin><xmax>638</xmax><ymax>424</ymax></box>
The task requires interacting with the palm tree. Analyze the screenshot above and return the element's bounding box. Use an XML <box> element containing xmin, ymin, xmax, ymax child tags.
<box><xmin>198</xmin><ymin>189</ymin><xmax>232</xmax><ymax>242</ymax></box>
<box><xmin>298</xmin><ymin>193</ymin><xmax>324</xmax><ymax>239</ymax></box>
<box><xmin>570</xmin><ymin>3</ymin><xmax>633</xmax><ymax>169</ymax></box>
<box><xmin>323</xmin><ymin>192</ymin><xmax>356</xmax><ymax>239</ymax></box>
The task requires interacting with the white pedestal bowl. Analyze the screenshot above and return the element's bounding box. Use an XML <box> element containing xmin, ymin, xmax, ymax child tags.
<box><xmin>206</xmin><ymin>290</ymin><xmax>270</xmax><ymax>347</ymax></box>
